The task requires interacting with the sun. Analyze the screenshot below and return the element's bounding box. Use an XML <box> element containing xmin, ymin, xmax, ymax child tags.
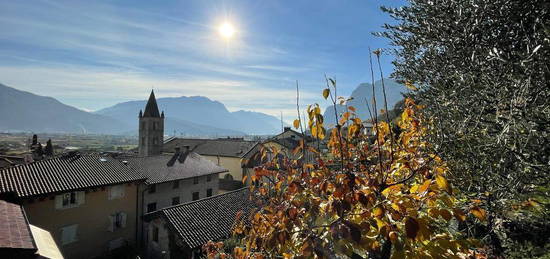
<box><xmin>218</xmin><ymin>22</ymin><xmax>235</xmax><ymax>39</ymax></box>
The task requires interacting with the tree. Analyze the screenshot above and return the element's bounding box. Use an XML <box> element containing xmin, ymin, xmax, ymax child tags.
<box><xmin>44</xmin><ymin>139</ymin><xmax>54</xmax><ymax>157</ymax></box>
<box><xmin>31</xmin><ymin>134</ymin><xmax>38</xmax><ymax>146</ymax></box>
<box><xmin>378</xmin><ymin>0</ymin><xmax>550</xmax><ymax>255</ymax></box>
<box><xmin>204</xmin><ymin>80</ymin><xmax>479</xmax><ymax>258</ymax></box>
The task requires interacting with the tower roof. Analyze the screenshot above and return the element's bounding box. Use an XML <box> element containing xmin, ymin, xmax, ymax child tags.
<box><xmin>143</xmin><ymin>90</ymin><xmax>161</xmax><ymax>117</ymax></box>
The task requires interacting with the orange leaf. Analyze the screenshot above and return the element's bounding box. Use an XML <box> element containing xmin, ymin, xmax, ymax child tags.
<box><xmin>471</xmin><ymin>207</ymin><xmax>487</xmax><ymax>221</ymax></box>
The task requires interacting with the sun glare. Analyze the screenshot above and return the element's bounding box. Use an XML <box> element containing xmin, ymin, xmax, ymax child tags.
<box><xmin>219</xmin><ymin>22</ymin><xmax>235</xmax><ymax>39</ymax></box>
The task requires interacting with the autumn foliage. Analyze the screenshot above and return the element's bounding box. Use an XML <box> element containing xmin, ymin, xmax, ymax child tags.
<box><xmin>204</xmin><ymin>86</ymin><xmax>482</xmax><ymax>258</ymax></box>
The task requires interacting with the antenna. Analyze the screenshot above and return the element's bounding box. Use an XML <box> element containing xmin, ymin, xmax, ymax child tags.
<box><xmin>280</xmin><ymin>111</ymin><xmax>284</xmax><ymax>133</ymax></box>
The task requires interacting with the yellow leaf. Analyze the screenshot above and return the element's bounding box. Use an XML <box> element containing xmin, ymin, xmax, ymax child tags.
<box><xmin>471</xmin><ymin>207</ymin><xmax>487</xmax><ymax>221</ymax></box>
<box><xmin>405</xmin><ymin>80</ymin><xmax>418</xmax><ymax>90</ymax></box>
<box><xmin>418</xmin><ymin>180</ymin><xmax>431</xmax><ymax>193</ymax></box>
<box><xmin>373</xmin><ymin>206</ymin><xmax>385</xmax><ymax>218</ymax></box>
<box><xmin>293</xmin><ymin>119</ymin><xmax>300</xmax><ymax>129</ymax></box>
<box><xmin>323</xmin><ymin>88</ymin><xmax>330</xmax><ymax>99</ymax></box>
<box><xmin>435</xmin><ymin>175</ymin><xmax>451</xmax><ymax>193</ymax></box>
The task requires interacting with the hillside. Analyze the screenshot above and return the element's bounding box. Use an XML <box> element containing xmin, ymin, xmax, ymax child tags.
<box><xmin>0</xmin><ymin>83</ymin><xmax>127</xmax><ymax>134</ymax></box>
<box><xmin>323</xmin><ymin>79</ymin><xmax>405</xmax><ymax>126</ymax></box>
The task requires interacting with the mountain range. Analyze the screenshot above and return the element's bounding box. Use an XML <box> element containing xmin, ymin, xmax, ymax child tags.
<box><xmin>0</xmin><ymin>83</ymin><xmax>283</xmax><ymax>136</ymax></box>
<box><xmin>322</xmin><ymin>79</ymin><xmax>405</xmax><ymax>126</ymax></box>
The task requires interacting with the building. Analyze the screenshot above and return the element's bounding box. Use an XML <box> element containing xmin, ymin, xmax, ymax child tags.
<box><xmin>0</xmin><ymin>199</ymin><xmax>63</xmax><ymax>259</ymax></box>
<box><xmin>163</xmin><ymin>138</ymin><xmax>259</xmax><ymax>192</ymax></box>
<box><xmin>130</xmin><ymin>91</ymin><xmax>228</xmax><ymax>249</ymax></box>
<box><xmin>0</xmin><ymin>154</ymin><xmax>146</xmax><ymax>259</ymax></box>
<box><xmin>142</xmin><ymin>188</ymin><xmax>256</xmax><ymax>259</ymax></box>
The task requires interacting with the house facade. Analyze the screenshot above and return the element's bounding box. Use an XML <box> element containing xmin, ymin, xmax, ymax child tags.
<box><xmin>0</xmin><ymin>155</ymin><xmax>145</xmax><ymax>259</ymax></box>
<box><xmin>163</xmin><ymin>138</ymin><xmax>259</xmax><ymax>192</ymax></box>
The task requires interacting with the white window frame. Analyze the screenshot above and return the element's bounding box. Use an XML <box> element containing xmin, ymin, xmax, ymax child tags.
<box><xmin>60</xmin><ymin>224</ymin><xmax>78</xmax><ymax>245</ymax></box>
<box><xmin>108</xmin><ymin>184</ymin><xmax>125</xmax><ymax>200</ymax></box>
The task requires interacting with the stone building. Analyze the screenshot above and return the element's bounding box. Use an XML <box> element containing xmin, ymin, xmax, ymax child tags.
<box><xmin>139</xmin><ymin>90</ymin><xmax>165</xmax><ymax>157</ymax></box>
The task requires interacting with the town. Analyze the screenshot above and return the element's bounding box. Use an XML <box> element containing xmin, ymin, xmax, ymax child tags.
<box><xmin>1</xmin><ymin>0</ymin><xmax>548</xmax><ymax>259</ymax></box>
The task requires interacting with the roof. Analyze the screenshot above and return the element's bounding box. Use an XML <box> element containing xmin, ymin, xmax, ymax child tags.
<box><xmin>143</xmin><ymin>90</ymin><xmax>161</xmax><ymax>118</ymax></box>
<box><xmin>29</xmin><ymin>225</ymin><xmax>64</xmax><ymax>259</ymax></box>
<box><xmin>122</xmin><ymin>152</ymin><xmax>227</xmax><ymax>184</ymax></box>
<box><xmin>0</xmin><ymin>200</ymin><xmax>36</xmax><ymax>251</ymax></box>
<box><xmin>163</xmin><ymin>138</ymin><xmax>259</xmax><ymax>158</ymax></box>
<box><xmin>146</xmin><ymin>188</ymin><xmax>256</xmax><ymax>249</ymax></box>
<box><xmin>0</xmin><ymin>154</ymin><xmax>145</xmax><ymax>198</ymax></box>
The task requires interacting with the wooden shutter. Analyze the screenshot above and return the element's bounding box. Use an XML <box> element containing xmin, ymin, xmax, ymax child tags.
<box><xmin>55</xmin><ymin>195</ymin><xmax>63</xmax><ymax>209</ymax></box>
<box><xmin>108</xmin><ymin>215</ymin><xmax>115</xmax><ymax>232</ymax></box>
<box><xmin>120</xmin><ymin>212</ymin><xmax>127</xmax><ymax>228</ymax></box>
<box><xmin>77</xmin><ymin>191</ymin><xmax>85</xmax><ymax>205</ymax></box>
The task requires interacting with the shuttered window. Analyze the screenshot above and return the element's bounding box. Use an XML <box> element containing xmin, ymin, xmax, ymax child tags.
<box><xmin>108</xmin><ymin>212</ymin><xmax>127</xmax><ymax>232</ymax></box>
<box><xmin>55</xmin><ymin>191</ymin><xmax>85</xmax><ymax>209</ymax></box>
<box><xmin>60</xmin><ymin>224</ymin><xmax>78</xmax><ymax>245</ymax></box>
<box><xmin>108</xmin><ymin>185</ymin><xmax>125</xmax><ymax>200</ymax></box>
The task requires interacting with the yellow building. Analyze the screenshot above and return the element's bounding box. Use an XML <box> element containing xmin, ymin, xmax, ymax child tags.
<box><xmin>0</xmin><ymin>154</ymin><xmax>145</xmax><ymax>259</ymax></box>
<box><xmin>163</xmin><ymin>138</ymin><xmax>259</xmax><ymax>192</ymax></box>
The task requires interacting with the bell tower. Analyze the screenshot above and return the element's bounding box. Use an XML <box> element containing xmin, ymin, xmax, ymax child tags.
<box><xmin>139</xmin><ymin>90</ymin><xmax>164</xmax><ymax>156</ymax></box>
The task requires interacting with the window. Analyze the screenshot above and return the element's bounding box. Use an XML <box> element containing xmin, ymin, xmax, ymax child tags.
<box><xmin>173</xmin><ymin>180</ymin><xmax>179</xmax><ymax>189</ymax></box>
<box><xmin>55</xmin><ymin>191</ymin><xmax>84</xmax><ymax>209</ymax></box>
<box><xmin>147</xmin><ymin>202</ymin><xmax>157</xmax><ymax>213</ymax></box>
<box><xmin>148</xmin><ymin>184</ymin><xmax>156</xmax><ymax>194</ymax></box>
<box><xmin>108</xmin><ymin>185</ymin><xmax>125</xmax><ymax>200</ymax></box>
<box><xmin>60</xmin><ymin>224</ymin><xmax>78</xmax><ymax>245</ymax></box>
<box><xmin>207</xmin><ymin>189</ymin><xmax>213</xmax><ymax>197</ymax></box>
<box><xmin>152</xmin><ymin>226</ymin><xmax>159</xmax><ymax>243</ymax></box>
<box><xmin>207</xmin><ymin>175</ymin><xmax>212</xmax><ymax>182</ymax></box>
<box><xmin>153</xmin><ymin>137</ymin><xmax>158</xmax><ymax>145</ymax></box>
<box><xmin>193</xmin><ymin>177</ymin><xmax>199</xmax><ymax>184</ymax></box>
<box><xmin>153</xmin><ymin>122</ymin><xmax>157</xmax><ymax>130</ymax></box>
<box><xmin>192</xmin><ymin>192</ymin><xmax>199</xmax><ymax>201</ymax></box>
<box><xmin>108</xmin><ymin>212</ymin><xmax>127</xmax><ymax>232</ymax></box>
<box><xmin>172</xmin><ymin>197</ymin><xmax>180</xmax><ymax>205</ymax></box>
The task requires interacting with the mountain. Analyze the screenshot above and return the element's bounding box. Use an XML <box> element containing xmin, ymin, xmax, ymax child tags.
<box><xmin>323</xmin><ymin>79</ymin><xmax>405</xmax><ymax>126</ymax></box>
<box><xmin>0</xmin><ymin>83</ymin><xmax>128</xmax><ymax>134</ymax></box>
<box><xmin>96</xmin><ymin>96</ymin><xmax>282</xmax><ymax>135</ymax></box>
<box><xmin>231</xmin><ymin>110</ymin><xmax>285</xmax><ymax>135</ymax></box>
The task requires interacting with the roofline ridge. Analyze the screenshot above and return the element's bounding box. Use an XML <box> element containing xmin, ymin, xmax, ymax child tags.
<box><xmin>160</xmin><ymin>187</ymin><xmax>249</xmax><ymax>211</ymax></box>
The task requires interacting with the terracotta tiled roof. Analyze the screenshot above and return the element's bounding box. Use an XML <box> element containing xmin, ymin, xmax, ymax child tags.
<box><xmin>148</xmin><ymin>188</ymin><xmax>257</xmax><ymax>249</ymax></box>
<box><xmin>122</xmin><ymin>152</ymin><xmax>227</xmax><ymax>185</ymax></box>
<box><xmin>0</xmin><ymin>155</ymin><xmax>145</xmax><ymax>198</ymax></box>
<box><xmin>0</xmin><ymin>200</ymin><xmax>36</xmax><ymax>251</ymax></box>
<box><xmin>163</xmin><ymin>138</ymin><xmax>258</xmax><ymax>158</ymax></box>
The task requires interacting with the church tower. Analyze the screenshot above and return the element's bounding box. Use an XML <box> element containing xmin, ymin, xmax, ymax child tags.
<box><xmin>139</xmin><ymin>90</ymin><xmax>164</xmax><ymax>156</ymax></box>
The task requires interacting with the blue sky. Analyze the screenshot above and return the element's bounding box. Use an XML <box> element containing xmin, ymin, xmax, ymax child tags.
<box><xmin>0</xmin><ymin>0</ymin><xmax>404</xmax><ymax>121</ymax></box>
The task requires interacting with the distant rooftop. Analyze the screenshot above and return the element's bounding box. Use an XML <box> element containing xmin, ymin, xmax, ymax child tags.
<box><xmin>163</xmin><ymin>138</ymin><xmax>258</xmax><ymax>158</ymax></box>
<box><xmin>121</xmin><ymin>152</ymin><xmax>228</xmax><ymax>185</ymax></box>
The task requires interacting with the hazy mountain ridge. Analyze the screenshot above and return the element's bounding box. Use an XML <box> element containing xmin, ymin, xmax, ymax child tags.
<box><xmin>0</xmin><ymin>83</ymin><xmax>128</xmax><ymax>134</ymax></box>
<box><xmin>96</xmin><ymin>96</ymin><xmax>283</xmax><ymax>135</ymax></box>
<box><xmin>0</xmin><ymin>83</ymin><xmax>281</xmax><ymax>136</ymax></box>
<box><xmin>323</xmin><ymin>79</ymin><xmax>405</xmax><ymax>126</ymax></box>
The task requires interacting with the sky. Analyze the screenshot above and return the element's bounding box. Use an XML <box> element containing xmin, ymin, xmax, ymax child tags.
<box><xmin>0</xmin><ymin>0</ymin><xmax>405</xmax><ymax>122</ymax></box>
